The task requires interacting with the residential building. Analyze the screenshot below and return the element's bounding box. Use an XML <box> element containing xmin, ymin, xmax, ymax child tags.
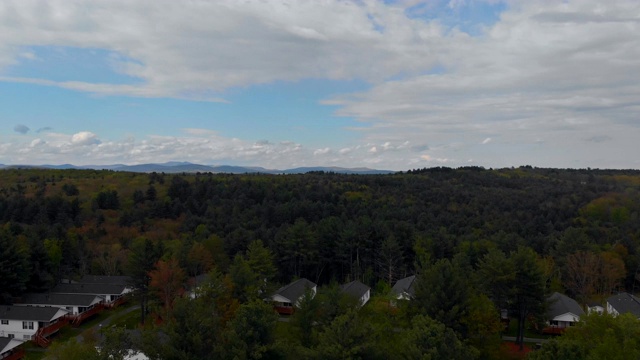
<box><xmin>50</xmin><ymin>283</ymin><xmax>131</xmax><ymax>307</ymax></box>
<box><xmin>340</xmin><ymin>280</ymin><xmax>371</xmax><ymax>307</ymax></box>
<box><xmin>543</xmin><ymin>292</ymin><xmax>584</xmax><ymax>334</ymax></box>
<box><xmin>270</xmin><ymin>278</ymin><xmax>317</xmax><ymax>315</ymax></box>
<box><xmin>607</xmin><ymin>292</ymin><xmax>640</xmax><ymax>318</ymax></box>
<box><xmin>0</xmin><ymin>336</ymin><xmax>24</xmax><ymax>360</ymax></box>
<box><xmin>391</xmin><ymin>275</ymin><xmax>416</xmax><ymax>300</ymax></box>
<box><xmin>0</xmin><ymin>306</ymin><xmax>68</xmax><ymax>346</ymax></box>
<box><xmin>15</xmin><ymin>293</ymin><xmax>105</xmax><ymax>325</ymax></box>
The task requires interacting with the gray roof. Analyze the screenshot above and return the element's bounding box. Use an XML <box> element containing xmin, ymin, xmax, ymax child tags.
<box><xmin>341</xmin><ymin>280</ymin><xmax>370</xmax><ymax>299</ymax></box>
<box><xmin>19</xmin><ymin>293</ymin><xmax>104</xmax><ymax>307</ymax></box>
<box><xmin>80</xmin><ymin>275</ymin><xmax>132</xmax><ymax>286</ymax></box>
<box><xmin>392</xmin><ymin>275</ymin><xmax>416</xmax><ymax>298</ymax></box>
<box><xmin>273</xmin><ymin>278</ymin><xmax>316</xmax><ymax>303</ymax></box>
<box><xmin>0</xmin><ymin>305</ymin><xmax>67</xmax><ymax>321</ymax></box>
<box><xmin>607</xmin><ymin>292</ymin><xmax>640</xmax><ymax>317</ymax></box>
<box><xmin>0</xmin><ymin>337</ymin><xmax>22</xmax><ymax>355</ymax></box>
<box><xmin>547</xmin><ymin>292</ymin><xmax>585</xmax><ymax>319</ymax></box>
<box><xmin>52</xmin><ymin>283</ymin><xmax>127</xmax><ymax>296</ymax></box>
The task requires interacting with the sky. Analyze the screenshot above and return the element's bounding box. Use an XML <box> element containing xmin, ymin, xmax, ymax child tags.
<box><xmin>0</xmin><ymin>0</ymin><xmax>639</xmax><ymax>171</ymax></box>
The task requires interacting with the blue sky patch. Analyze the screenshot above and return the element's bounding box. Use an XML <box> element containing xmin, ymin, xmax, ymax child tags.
<box><xmin>5</xmin><ymin>46</ymin><xmax>143</xmax><ymax>85</ymax></box>
<box><xmin>405</xmin><ymin>0</ymin><xmax>507</xmax><ymax>36</ymax></box>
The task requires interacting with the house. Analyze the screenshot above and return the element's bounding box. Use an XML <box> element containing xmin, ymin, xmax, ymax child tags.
<box><xmin>79</xmin><ymin>275</ymin><xmax>133</xmax><ymax>287</ymax></box>
<box><xmin>391</xmin><ymin>275</ymin><xmax>417</xmax><ymax>300</ymax></box>
<box><xmin>51</xmin><ymin>283</ymin><xmax>131</xmax><ymax>307</ymax></box>
<box><xmin>340</xmin><ymin>280</ymin><xmax>371</xmax><ymax>307</ymax></box>
<box><xmin>187</xmin><ymin>274</ymin><xmax>209</xmax><ymax>299</ymax></box>
<box><xmin>0</xmin><ymin>336</ymin><xmax>24</xmax><ymax>360</ymax></box>
<box><xmin>607</xmin><ymin>292</ymin><xmax>640</xmax><ymax>318</ymax></box>
<box><xmin>0</xmin><ymin>306</ymin><xmax>68</xmax><ymax>347</ymax></box>
<box><xmin>15</xmin><ymin>293</ymin><xmax>105</xmax><ymax>325</ymax></box>
<box><xmin>586</xmin><ymin>301</ymin><xmax>604</xmax><ymax>315</ymax></box>
<box><xmin>270</xmin><ymin>278</ymin><xmax>317</xmax><ymax>315</ymax></box>
<box><xmin>543</xmin><ymin>292</ymin><xmax>584</xmax><ymax>334</ymax></box>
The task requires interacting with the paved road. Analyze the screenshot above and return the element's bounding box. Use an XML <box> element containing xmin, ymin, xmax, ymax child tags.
<box><xmin>502</xmin><ymin>335</ymin><xmax>549</xmax><ymax>344</ymax></box>
<box><xmin>76</xmin><ymin>304</ymin><xmax>141</xmax><ymax>343</ymax></box>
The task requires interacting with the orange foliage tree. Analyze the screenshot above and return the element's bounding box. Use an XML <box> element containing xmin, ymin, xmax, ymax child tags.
<box><xmin>149</xmin><ymin>258</ymin><xmax>186</xmax><ymax>312</ymax></box>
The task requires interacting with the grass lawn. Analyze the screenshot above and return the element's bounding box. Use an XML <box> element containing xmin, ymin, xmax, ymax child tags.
<box><xmin>109</xmin><ymin>308</ymin><xmax>142</xmax><ymax>329</ymax></box>
<box><xmin>23</xmin><ymin>305</ymin><xmax>138</xmax><ymax>360</ymax></box>
<box><xmin>22</xmin><ymin>342</ymin><xmax>47</xmax><ymax>360</ymax></box>
<box><xmin>503</xmin><ymin>318</ymin><xmax>553</xmax><ymax>339</ymax></box>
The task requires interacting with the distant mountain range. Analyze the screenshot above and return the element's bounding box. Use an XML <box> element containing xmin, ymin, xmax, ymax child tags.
<box><xmin>0</xmin><ymin>161</ymin><xmax>395</xmax><ymax>175</ymax></box>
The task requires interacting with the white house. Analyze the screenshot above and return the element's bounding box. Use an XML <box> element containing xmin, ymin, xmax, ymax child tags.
<box><xmin>587</xmin><ymin>301</ymin><xmax>604</xmax><ymax>315</ymax></box>
<box><xmin>270</xmin><ymin>278</ymin><xmax>317</xmax><ymax>315</ymax></box>
<box><xmin>0</xmin><ymin>336</ymin><xmax>24</xmax><ymax>360</ymax></box>
<box><xmin>79</xmin><ymin>275</ymin><xmax>132</xmax><ymax>287</ymax></box>
<box><xmin>606</xmin><ymin>292</ymin><xmax>640</xmax><ymax>318</ymax></box>
<box><xmin>340</xmin><ymin>280</ymin><xmax>371</xmax><ymax>307</ymax></box>
<box><xmin>51</xmin><ymin>283</ymin><xmax>131</xmax><ymax>307</ymax></box>
<box><xmin>0</xmin><ymin>306</ymin><xmax>68</xmax><ymax>346</ymax></box>
<box><xmin>17</xmin><ymin>293</ymin><xmax>105</xmax><ymax>316</ymax></box>
<box><xmin>543</xmin><ymin>292</ymin><xmax>584</xmax><ymax>334</ymax></box>
<box><xmin>15</xmin><ymin>293</ymin><xmax>105</xmax><ymax>325</ymax></box>
<box><xmin>391</xmin><ymin>275</ymin><xmax>417</xmax><ymax>300</ymax></box>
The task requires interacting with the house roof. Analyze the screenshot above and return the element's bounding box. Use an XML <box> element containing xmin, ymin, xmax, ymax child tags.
<box><xmin>391</xmin><ymin>275</ymin><xmax>416</xmax><ymax>298</ymax></box>
<box><xmin>0</xmin><ymin>305</ymin><xmax>67</xmax><ymax>322</ymax></box>
<box><xmin>51</xmin><ymin>283</ymin><xmax>128</xmax><ymax>296</ymax></box>
<box><xmin>547</xmin><ymin>292</ymin><xmax>585</xmax><ymax>319</ymax></box>
<box><xmin>607</xmin><ymin>292</ymin><xmax>640</xmax><ymax>317</ymax></box>
<box><xmin>19</xmin><ymin>293</ymin><xmax>105</xmax><ymax>307</ymax></box>
<box><xmin>80</xmin><ymin>275</ymin><xmax>133</xmax><ymax>286</ymax></box>
<box><xmin>0</xmin><ymin>337</ymin><xmax>22</xmax><ymax>355</ymax></box>
<box><xmin>273</xmin><ymin>278</ymin><xmax>316</xmax><ymax>303</ymax></box>
<box><xmin>341</xmin><ymin>280</ymin><xmax>370</xmax><ymax>299</ymax></box>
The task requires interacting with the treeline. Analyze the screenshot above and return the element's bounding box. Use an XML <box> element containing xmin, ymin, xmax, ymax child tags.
<box><xmin>0</xmin><ymin>167</ymin><xmax>639</xmax><ymax>300</ymax></box>
<box><xmin>1</xmin><ymin>167</ymin><xmax>640</xmax><ymax>358</ymax></box>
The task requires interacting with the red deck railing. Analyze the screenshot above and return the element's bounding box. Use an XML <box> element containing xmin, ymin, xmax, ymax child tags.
<box><xmin>38</xmin><ymin>318</ymin><xmax>68</xmax><ymax>338</ymax></box>
<box><xmin>274</xmin><ymin>306</ymin><xmax>294</xmax><ymax>315</ymax></box>
<box><xmin>108</xmin><ymin>296</ymin><xmax>128</xmax><ymax>308</ymax></box>
<box><xmin>72</xmin><ymin>304</ymin><xmax>105</xmax><ymax>326</ymax></box>
<box><xmin>2</xmin><ymin>347</ymin><xmax>25</xmax><ymax>360</ymax></box>
<box><xmin>542</xmin><ymin>326</ymin><xmax>566</xmax><ymax>335</ymax></box>
<box><xmin>33</xmin><ymin>318</ymin><xmax>69</xmax><ymax>347</ymax></box>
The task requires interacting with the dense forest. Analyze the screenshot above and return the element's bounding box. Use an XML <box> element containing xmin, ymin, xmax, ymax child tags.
<box><xmin>2</xmin><ymin>166</ymin><xmax>640</xmax><ymax>359</ymax></box>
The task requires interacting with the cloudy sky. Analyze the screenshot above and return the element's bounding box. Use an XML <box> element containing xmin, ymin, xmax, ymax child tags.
<box><xmin>1</xmin><ymin>0</ymin><xmax>638</xmax><ymax>170</ymax></box>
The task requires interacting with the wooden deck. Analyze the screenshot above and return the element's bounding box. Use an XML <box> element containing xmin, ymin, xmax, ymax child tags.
<box><xmin>34</xmin><ymin>318</ymin><xmax>68</xmax><ymax>347</ymax></box>
<box><xmin>1</xmin><ymin>347</ymin><xmax>25</xmax><ymax>360</ymax></box>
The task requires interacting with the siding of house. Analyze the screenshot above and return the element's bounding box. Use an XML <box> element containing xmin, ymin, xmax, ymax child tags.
<box><xmin>360</xmin><ymin>289</ymin><xmax>370</xmax><ymax>306</ymax></box>
<box><xmin>0</xmin><ymin>319</ymin><xmax>40</xmax><ymax>341</ymax></box>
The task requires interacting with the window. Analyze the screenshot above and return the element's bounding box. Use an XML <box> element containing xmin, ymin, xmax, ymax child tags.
<box><xmin>22</xmin><ymin>321</ymin><xmax>34</xmax><ymax>330</ymax></box>
<box><xmin>23</xmin><ymin>335</ymin><xmax>32</xmax><ymax>340</ymax></box>
<box><xmin>0</xmin><ymin>320</ymin><xmax>8</xmax><ymax>325</ymax></box>
<box><xmin>7</xmin><ymin>334</ymin><xmax>14</xmax><ymax>339</ymax></box>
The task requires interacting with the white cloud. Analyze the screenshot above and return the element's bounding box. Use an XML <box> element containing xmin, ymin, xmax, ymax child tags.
<box><xmin>0</xmin><ymin>1</ymin><xmax>638</xmax><ymax>169</ymax></box>
<box><xmin>71</xmin><ymin>131</ymin><xmax>101</xmax><ymax>146</ymax></box>
<box><xmin>314</xmin><ymin>148</ymin><xmax>331</xmax><ymax>156</ymax></box>
<box><xmin>0</xmin><ymin>0</ymin><xmax>446</xmax><ymax>99</ymax></box>
<box><xmin>30</xmin><ymin>138</ymin><xmax>45</xmax><ymax>147</ymax></box>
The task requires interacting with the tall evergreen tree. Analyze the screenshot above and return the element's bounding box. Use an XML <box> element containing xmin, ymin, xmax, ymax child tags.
<box><xmin>510</xmin><ymin>246</ymin><xmax>546</xmax><ymax>350</ymax></box>
<box><xmin>0</xmin><ymin>227</ymin><xmax>28</xmax><ymax>303</ymax></box>
<box><xmin>412</xmin><ymin>257</ymin><xmax>470</xmax><ymax>334</ymax></box>
<box><xmin>128</xmin><ymin>238</ymin><xmax>161</xmax><ymax>324</ymax></box>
